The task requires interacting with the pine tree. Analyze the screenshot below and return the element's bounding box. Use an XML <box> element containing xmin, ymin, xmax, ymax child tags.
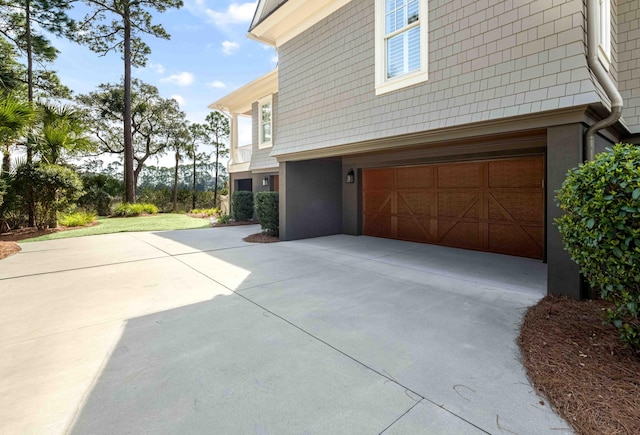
<box><xmin>76</xmin><ymin>0</ymin><xmax>183</xmax><ymax>203</ymax></box>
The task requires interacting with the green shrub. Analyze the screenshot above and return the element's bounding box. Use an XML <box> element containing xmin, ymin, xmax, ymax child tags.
<box><xmin>218</xmin><ymin>214</ymin><xmax>230</xmax><ymax>224</ymax></box>
<box><xmin>59</xmin><ymin>211</ymin><xmax>96</xmax><ymax>227</ymax></box>
<box><xmin>255</xmin><ymin>192</ymin><xmax>279</xmax><ymax>236</ymax></box>
<box><xmin>113</xmin><ymin>202</ymin><xmax>158</xmax><ymax>217</ymax></box>
<box><xmin>231</xmin><ymin>190</ymin><xmax>254</xmax><ymax>221</ymax></box>
<box><xmin>191</xmin><ymin>208</ymin><xmax>217</xmax><ymax>216</ymax></box>
<box><xmin>13</xmin><ymin>163</ymin><xmax>84</xmax><ymax>229</ymax></box>
<box><xmin>556</xmin><ymin>143</ymin><xmax>640</xmax><ymax>348</ymax></box>
<box><xmin>77</xmin><ymin>173</ymin><xmax>122</xmax><ymax>216</ymax></box>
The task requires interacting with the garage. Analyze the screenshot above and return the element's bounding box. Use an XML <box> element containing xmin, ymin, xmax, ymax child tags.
<box><xmin>362</xmin><ymin>156</ymin><xmax>544</xmax><ymax>259</ymax></box>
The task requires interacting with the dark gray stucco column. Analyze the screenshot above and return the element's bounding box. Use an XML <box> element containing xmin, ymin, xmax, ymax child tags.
<box><xmin>279</xmin><ymin>158</ymin><xmax>343</xmax><ymax>241</ymax></box>
<box><xmin>546</xmin><ymin>124</ymin><xmax>584</xmax><ymax>298</ymax></box>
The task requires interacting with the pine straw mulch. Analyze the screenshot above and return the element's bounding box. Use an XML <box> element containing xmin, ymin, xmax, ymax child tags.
<box><xmin>243</xmin><ymin>232</ymin><xmax>280</xmax><ymax>243</ymax></box>
<box><xmin>518</xmin><ymin>295</ymin><xmax>640</xmax><ymax>435</ymax></box>
<box><xmin>0</xmin><ymin>226</ymin><xmax>65</xmax><ymax>260</ymax></box>
<box><xmin>0</xmin><ymin>241</ymin><xmax>21</xmax><ymax>260</ymax></box>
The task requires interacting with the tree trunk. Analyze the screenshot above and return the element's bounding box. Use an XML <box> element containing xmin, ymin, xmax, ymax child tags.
<box><xmin>192</xmin><ymin>151</ymin><xmax>196</xmax><ymax>211</ymax></box>
<box><xmin>172</xmin><ymin>151</ymin><xmax>179</xmax><ymax>212</ymax></box>
<box><xmin>123</xmin><ymin>3</ymin><xmax>135</xmax><ymax>203</ymax></box>
<box><xmin>2</xmin><ymin>147</ymin><xmax>9</xmax><ymax>174</ymax></box>
<box><xmin>214</xmin><ymin>143</ymin><xmax>220</xmax><ymax>208</ymax></box>
<box><xmin>25</xmin><ymin>0</ymin><xmax>35</xmax><ymax>227</ymax></box>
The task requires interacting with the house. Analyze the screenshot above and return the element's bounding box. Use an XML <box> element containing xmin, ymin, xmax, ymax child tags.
<box><xmin>213</xmin><ymin>0</ymin><xmax>639</xmax><ymax>299</ymax></box>
<box><xmin>209</xmin><ymin>69</ymin><xmax>280</xmax><ymax>198</ymax></box>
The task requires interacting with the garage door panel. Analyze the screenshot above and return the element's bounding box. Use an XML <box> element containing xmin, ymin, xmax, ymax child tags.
<box><xmin>397</xmin><ymin>166</ymin><xmax>434</xmax><ymax>189</ymax></box>
<box><xmin>489</xmin><ymin>158</ymin><xmax>544</xmax><ymax>188</ymax></box>
<box><xmin>437</xmin><ymin>163</ymin><xmax>482</xmax><ymax>188</ymax></box>
<box><xmin>438</xmin><ymin>192</ymin><xmax>480</xmax><ymax>218</ymax></box>
<box><xmin>397</xmin><ymin>217</ymin><xmax>432</xmax><ymax>242</ymax></box>
<box><xmin>488</xmin><ymin>223</ymin><xmax>543</xmax><ymax>258</ymax></box>
<box><xmin>363</xmin><ymin>168</ymin><xmax>395</xmax><ymax>190</ymax></box>
<box><xmin>488</xmin><ymin>192</ymin><xmax>544</xmax><ymax>222</ymax></box>
<box><xmin>438</xmin><ymin>221</ymin><xmax>483</xmax><ymax>249</ymax></box>
<box><xmin>363</xmin><ymin>156</ymin><xmax>544</xmax><ymax>259</ymax></box>
<box><xmin>398</xmin><ymin>191</ymin><xmax>433</xmax><ymax>215</ymax></box>
<box><xmin>363</xmin><ymin>214</ymin><xmax>394</xmax><ymax>238</ymax></box>
<box><xmin>363</xmin><ymin>191</ymin><xmax>392</xmax><ymax>214</ymax></box>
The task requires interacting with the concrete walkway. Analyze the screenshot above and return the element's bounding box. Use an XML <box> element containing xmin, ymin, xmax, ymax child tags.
<box><xmin>0</xmin><ymin>226</ymin><xmax>571</xmax><ymax>434</ymax></box>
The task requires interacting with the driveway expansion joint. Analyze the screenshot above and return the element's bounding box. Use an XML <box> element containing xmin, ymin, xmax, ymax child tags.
<box><xmin>168</xmin><ymin>251</ymin><xmax>493</xmax><ymax>435</ymax></box>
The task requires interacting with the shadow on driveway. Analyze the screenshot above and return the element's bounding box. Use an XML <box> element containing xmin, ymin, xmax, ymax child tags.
<box><xmin>1</xmin><ymin>226</ymin><xmax>570</xmax><ymax>434</ymax></box>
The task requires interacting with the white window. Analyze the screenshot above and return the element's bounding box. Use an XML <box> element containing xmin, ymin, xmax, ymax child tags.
<box><xmin>375</xmin><ymin>0</ymin><xmax>428</xmax><ymax>95</ymax></box>
<box><xmin>258</xmin><ymin>95</ymin><xmax>272</xmax><ymax>148</ymax></box>
<box><xmin>598</xmin><ymin>0</ymin><xmax>611</xmax><ymax>69</ymax></box>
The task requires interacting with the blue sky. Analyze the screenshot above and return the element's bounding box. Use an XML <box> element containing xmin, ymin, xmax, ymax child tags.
<box><xmin>50</xmin><ymin>0</ymin><xmax>275</xmax><ymax>150</ymax></box>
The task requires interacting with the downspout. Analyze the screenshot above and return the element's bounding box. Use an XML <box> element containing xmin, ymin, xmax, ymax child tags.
<box><xmin>584</xmin><ymin>0</ymin><xmax>623</xmax><ymax>161</ymax></box>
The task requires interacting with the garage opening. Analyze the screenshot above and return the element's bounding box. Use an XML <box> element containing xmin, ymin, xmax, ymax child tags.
<box><xmin>362</xmin><ymin>156</ymin><xmax>544</xmax><ymax>259</ymax></box>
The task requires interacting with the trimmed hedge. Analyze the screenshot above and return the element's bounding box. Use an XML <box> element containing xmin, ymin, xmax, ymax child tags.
<box><xmin>255</xmin><ymin>191</ymin><xmax>279</xmax><ymax>236</ymax></box>
<box><xmin>231</xmin><ymin>190</ymin><xmax>253</xmax><ymax>221</ymax></box>
<box><xmin>556</xmin><ymin>143</ymin><xmax>640</xmax><ymax>348</ymax></box>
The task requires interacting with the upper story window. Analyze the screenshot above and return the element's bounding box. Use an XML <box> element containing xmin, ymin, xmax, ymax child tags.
<box><xmin>598</xmin><ymin>0</ymin><xmax>611</xmax><ymax>69</ymax></box>
<box><xmin>375</xmin><ymin>0</ymin><xmax>428</xmax><ymax>95</ymax></box>
<box><xmin>258</xmin><ymin>95</ymin><xmax>272</xmax><ymax>148</ymax></box>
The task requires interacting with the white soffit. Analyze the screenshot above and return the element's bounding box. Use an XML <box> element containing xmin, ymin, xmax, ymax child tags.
<box><xmin>208</xmin><ymin>69</ymin><xmax>278</xmax><ymax>115</ymax></box>
<box><xmin>249</xmin><ymin>0</ymin><xmax>353</xmax><ymax>47</ymax></box>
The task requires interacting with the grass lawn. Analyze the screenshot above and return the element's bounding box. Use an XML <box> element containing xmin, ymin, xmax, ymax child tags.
<box><xmin>22</xmin><ymin>214</ymin><xmax>211</xmax><ymax>242</ymax></box>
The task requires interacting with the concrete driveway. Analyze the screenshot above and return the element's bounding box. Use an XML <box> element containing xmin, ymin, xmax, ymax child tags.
<box><xmin>0</xmin><ymin>225</ymin><xmax>571</xmax><ymax>434</ymax></box>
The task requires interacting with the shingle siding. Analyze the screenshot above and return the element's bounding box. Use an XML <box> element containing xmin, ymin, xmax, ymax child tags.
<box><xmin>249</xmin><ymin>93</ymin><xmax>279</xmax><ymax>171</ymax></box>
<box><xmin>619</xmin><ymin>0</ymin><xmax>640</xmax><ymax>133</ymax></box>
<box><xmin>275</xmin><ymin>0</ymin><xmax>605</xmax><ymax>156</ymax></box>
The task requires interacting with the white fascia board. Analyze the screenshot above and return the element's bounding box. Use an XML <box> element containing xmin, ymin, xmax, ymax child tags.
<box><xmin>249</xmin><ymin>0</ymin><xmax>352</xmax><ymax>47</ymax></box>
<box><xmin>208</xmin><ymin>69</ymin><xmax>278</xmax><ymax>115</ymax></box>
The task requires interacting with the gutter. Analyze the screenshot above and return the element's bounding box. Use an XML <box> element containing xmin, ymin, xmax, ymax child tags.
<box><xmin>584</xmin><ymin>0</ymin><xmax>623</xmax><ymax>161</ymax></box>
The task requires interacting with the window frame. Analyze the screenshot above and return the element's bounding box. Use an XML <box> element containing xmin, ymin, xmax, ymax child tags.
<box><xmin>597</xmin><ymin>0</ymin><xmax>611</xmax><ymax>70</ymax></box>
<box><xmin>258</xmin><ymin>95</ymin><xmax>273</xmax><ymax>149</ymax></box>
<box><xmin>375</xmin><ymin>0</ymin><xmax>429</xmax><ymax>95</ymax></box>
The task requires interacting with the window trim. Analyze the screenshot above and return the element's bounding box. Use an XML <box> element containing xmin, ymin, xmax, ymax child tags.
<box><xmin>258</xmin><ymin>95</ymin><xmax>273</xmax><ymax>149</ymax></box>
<box><xmin>375</xmin><ymin>0</ymin><xmax>429</xmax><ymax>95</ymax></box>
<box><xmin>597</xmin><ymin>0</ymin><xmax>611</xmax><ymax>70</ymax></box>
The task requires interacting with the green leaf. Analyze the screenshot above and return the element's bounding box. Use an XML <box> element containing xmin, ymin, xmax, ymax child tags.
<box><xmin>633</xmin><ymin>188</ymin><xmax>640</xmax><ymax>200</ymax></box>
<box><xmin>613</xmin><ymin>247</ymin><xmax>623</xmax><ymax>258</ymax></box>
<box><xmin>586</xmin><ymin>217</ymin><xmax>595</xmax><ymax>229</ymax></box>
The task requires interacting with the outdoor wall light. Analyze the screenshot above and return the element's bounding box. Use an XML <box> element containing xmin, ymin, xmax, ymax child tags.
<box><xmin>262</xmin><ymin>176</ymin><xmax>269</xmax><ymax>186</ymax></box>
<box><xmin>346</xmin><ymin>169</ymin><xmax>355</xmax><ymax>184</ymax></box>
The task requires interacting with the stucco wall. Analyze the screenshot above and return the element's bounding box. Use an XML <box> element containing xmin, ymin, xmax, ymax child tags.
<box><xmin>279</xmin><ymin>158</ymin><xmax>343</xmax><ymax>240</ymax></box>
<box><xmin>275</xmin><ymin>0</ymin><xmax>604</xmax><ymax>156</ymax></box>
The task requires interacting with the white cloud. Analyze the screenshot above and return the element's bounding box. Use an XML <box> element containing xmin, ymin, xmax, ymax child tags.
<box><xmin>148</xmin><ymin>63</ymin><xmax>165</xmax><ymax>74</ymax></box>
<box><xmin>207</xmin><ymin>80</ymin><xmax>227</xmax><ymax>89</ymax></box>
<box><xmin>159</xmin><ymin>72</ymin><xmax>195</xmax><ymax>86</ymax></box>
<box><xmin>270</xmin><ymin>54</ymin><xmax>278</xmax><ymax>66</ymax></box>
<box><xmin>171</xmin><ymin>94</ymin><xmax>186</xmax><ymax>106</ymax></box>
<box><xmin>222</xmin><ymin>40</ymin><xmax>240</xmax><ymax>55</ymax></box>
<box><xmin>205</xmin><ymin>2</ymin><xmax>257</xmax><ymax>27</ymax></box>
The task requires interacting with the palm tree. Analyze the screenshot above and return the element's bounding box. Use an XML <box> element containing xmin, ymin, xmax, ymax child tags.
<box><xmin>0</xmin><ymin>95</ymin><xmax>35</xmax><ymax>174</ymax></box>
<box><xmin>33</xmin><ymin>102</ymin><xmax>93</xmax><ymax>164</ymax></box>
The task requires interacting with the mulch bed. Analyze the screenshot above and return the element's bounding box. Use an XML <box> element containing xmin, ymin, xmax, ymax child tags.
<box><xmin>518</xmin><ymin>295</ymin><xmax>640</xmax><ymax>435</ymax></box>
<box><xmin>0</xmin><ymin>222</ymin><xmax>102</xmax><ymax>260</ymax></box>
<box><xmin>0</xmin><ymin>241</ymin><xmax>21</xmax><ymax>260</ymax></box>
<box><xmin>0</xmin><ymin>226</ymin><xmax>63</xmax><ymax>242</ymax></box>
<box><xmin>211</xmin><ymin>220</ymin><xmax>259</xmax><ymax>228</ymax></box>
<box><xmin>243</xmin><ymin>232</ymin><xmax>280</xmax><ymax>243</ymax></box>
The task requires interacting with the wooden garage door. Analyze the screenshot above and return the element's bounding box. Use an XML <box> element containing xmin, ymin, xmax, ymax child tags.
<box><xmin>362</xmin><ymin>156</ymin><xmax>544</xmax><ymax>259</ymax></box>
